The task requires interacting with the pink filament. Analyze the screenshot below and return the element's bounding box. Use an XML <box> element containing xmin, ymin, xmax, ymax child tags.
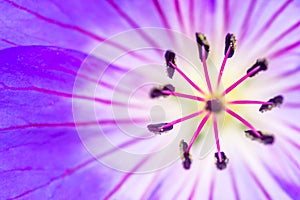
<box><xmin>212</xmin><ymin>115</ymin><xmax>222</xmax><ymax>162</ymax></box>
<box><xmin>169</xmin><ymin>62</ymin><xmax>205</xmax><ymax>95</ymax></box>
<box><xmin>217</xmin><ymin>47</ymin><xmax>231</xmax><ymax>88</ymax></box>
<box><xmin>161</xmin><ymin>90</ymin><xmax>205</xmax><ymax>101</ymax></box>
<box><xmin>223</xmin><ymin>67</ymin><xmax>260</xmax><ymax>96</ymax></box>
<box><xmin>226</xmin><ymin>108</ymin><xmax>262</xmax><ymax>138</ymax></box>
<box><xmin>202</xmin><ymin>46</ymin><xmax>213</xmax><ymax>93</ymax></box>
<box><xmin>161</xmin><ymin>110</ymin><xmax>204</xmax><ymax>129</ymax></box>
<box><xmin>186</xmin><ymin>113</ymin><xmax>211</xmax><ymax>152</ymax></box>
<box><xmin>228</xmin><ymin>100</ymin><xmax>273</xmax><ymax>105</ymax></box>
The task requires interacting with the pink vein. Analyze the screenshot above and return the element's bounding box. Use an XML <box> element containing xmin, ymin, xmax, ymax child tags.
<box><xmin>9</xmin><ymin>138</ymin><xmax>140</xmax><ymax>199</ymax></box>
<box><xmin>223</xmin><ymin>0</ymin><xmax>230</xmax><ymax>32</ymax></box>
<box><xmin>246</xmin><ymin>166</ymin><xmax>272</xmax><ymax>200</ymax></box>
<box><xmin>188</xmin><ymin>175</ymin><xmax>200</xmax><ymax>199</ymax></box>
<box><xmin>264</xmin><ymin>21</ymin><xmax>300</xmax><ymax>54</ymax></box>
<box><xmin>174</xmin><ymin>0</ymin><xmax>187</xmax><ymax>34</ymax></box>
<box><xmin>106</xmin><ymin>0</ymin><xmax>163</xmax><ymax>53</ymax></box>
<box><xmin>239</xmin><ymin>0</ymin><xmax>257</xmax><ymax>42</ymax></box>
<box><xmin>0</xmin><ymin>83</ymin><xmax>142</xmax><ymax>108</ymax></box>
<box><xmin>251</xmin><ymin>0</ymin><xmax>293</xmax><ymax>42</ymax></box>
<box><xmin>188</xmin><ymin>0</ymin><xmax>195</xmax><ymax>33</ymax></box>
<box><xmin>0</xmin><ymin>38</ymin><xmax>19</xmax><ymax>46</ymax></box>
<box><xmin>152</xmin><ymin>0</ymin><xmax>171</xmax><ymax>29</ymax></box>
<box><xmin>103</xmin><ymin>156</ymin><xmax>151</xmax><ymax>199</ymax></box>
<box><xmin>268</xmin><ymin>39</ymin><xmax>300</xmax><ymax>59</ymax></box>
<box><xmin>0</xmin><ymin>118</ymin><xmax>147</xmax><ymax>131</ymax></box>
<box><xmin>4</xmin><ymin>0</ymin><xmax>148</xmax><ymax>61</ymax></box>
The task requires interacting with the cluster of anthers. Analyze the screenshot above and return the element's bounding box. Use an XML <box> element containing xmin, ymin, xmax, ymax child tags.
<box><xmin>147</xmin><ymin>33</ymin><xmax>283</xmax><ymax>170</ymax></box>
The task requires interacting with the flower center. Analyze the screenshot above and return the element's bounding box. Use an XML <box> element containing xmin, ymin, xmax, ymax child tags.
<box><xmin>147</xmin><ymin>32</ymin><xmax>283</xmax><ymax>170</ymax></box>
<box><xmin>205</xmin><ymin>98</ymin><xmax>224</xmax><ymax>113</ymax></box>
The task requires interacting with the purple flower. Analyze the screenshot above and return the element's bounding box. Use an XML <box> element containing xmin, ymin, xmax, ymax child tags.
<box><xmin>1</xmin><ymin>0</ymin><xmax>300</xmax><ymax>199</ymax></box>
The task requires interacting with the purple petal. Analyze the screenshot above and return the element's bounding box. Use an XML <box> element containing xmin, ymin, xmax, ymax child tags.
<box><xmin>0</xmin><ymin>46</ymin><xmax>122</xmax><ymax>199</ymax></box>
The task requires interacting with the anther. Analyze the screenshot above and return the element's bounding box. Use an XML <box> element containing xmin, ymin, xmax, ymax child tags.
<box><xmin>224</xmin><ymin>33</ymin><xmax>236</xmax><ymax>58</ymax></box>
<box><xmin>165</xmin><ymin>50</ymin><xmax>176</xmax><ymax>78</ymax></box>
<box><xmin>259</xmin><ymin>95</ymin><xmax>283</xmax><ymax>113</ymax></box>
<box><xmin>195</xmin><ymin>32</ymin><xmax>210</xmax><ymax>62</ymax></box>
<box><xmin>180</xmin><ymin>140</ymin><xmax>192</xmax><ymax>170</ymax></box>
<box><xmin>245</xmin><ymin>130</ymin><xmax>274</xmax><ymax>145</ymax></box>
<box><xmin>147</xmin><ymin>123</ymin><xmax>173</xmax><ymax>134</ymax></box>
<box><xmin>149</xmin><ymin>84</ymin><xmax>175</xmax><ymax>98</ymax></box>
<box><xmin>150</xmin><ymin>88</ymin><xmax>162</xmax><ymax>98</ymax></box>
<box><xmin>205</xmin><ymin>98</ymin><xmax>224</xmax><ymax>113</ymax></box>
<box><xmin>247</xmin><ymin>58</ymin><xmax>268</xmax><ymax>77</ymax></box>
<box><xmin>162</xmin><ymin>84</ymin><xmax>175</xmax><ymax>95</ymax></box>
<box><xmin>214</xmin><ymin>152</ymin><xmax>229</xmax><ymax>170</ymax></box>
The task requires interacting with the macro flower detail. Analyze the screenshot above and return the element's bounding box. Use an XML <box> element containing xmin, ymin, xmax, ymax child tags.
<box><xmin>2</xmin><ymin>0</ymin><xmax>300</xmax><ymax>199</ymax></box>
<box><xmin>148</xmin><ymin>33</ymin><xmax>283</xmax><ymax>170</ymax></box>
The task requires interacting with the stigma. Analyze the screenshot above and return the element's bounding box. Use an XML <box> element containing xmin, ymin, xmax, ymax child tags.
<box><xmin>205</xmin><ymin>98</ymin><xmax>224</xmax><ymax>113</ymax></box>
<box><xmin>147</xmin><ymin>32</ymin><xmax>283</xmax><ymax>170</ymax></box>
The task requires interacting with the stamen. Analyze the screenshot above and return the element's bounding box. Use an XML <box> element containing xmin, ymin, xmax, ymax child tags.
<box><xmin>147</xmin><ymin>123</ymin><xmax>173</xmax><ymax>134</ymax></box>
<box><xmin>259</xmin><ymin>95</ymin><xmax>284</xmax><ymax>113</ymax></box>
<box><xmin>195</xmin><ymin>32</ymin><xmax>212</xmax><ymax>93</ymax></box>
<box><xmin>223</xmin><ymin>66</ymin><xmax>261</xmax><ymax>96</ymax></box>
<box><xmin>180</xmin><ymin>140</ymin><xmax>192</xmax><ymax>170</ymax></box>
<box><xmin>150</xmin><ymin>84</ymin><xmax>175</xmax><ymax>98</ymax></box>
<box><xmin>224</xmin><ymin>33</ymin><xmax>236</xmax><ymax>58</ymax></box>
<box><xmin>162</xmin><ymin>84</ymin><xmax>175</xmax><ymax>93</ymax></box>
<box><xmin>186</xmin><ymin>113</ymin><xmax>211</xmax><ymax>152</ymax></box>
<box><xmin>151</xmin><ymin>33</ymin><xmax>280</xmax><ymax>170</ymax></box>
<box><xmin>212</xmin><ymin>115</ymin><xmax>222</xmax><ymax>162</ymax></box>
<box><xmin>150</xmin><ymin>88</ymin><xmax>162</xmax><ymax>98</ymax></box>
<box><xmin>161</xmin><ymin>90</ymin><xmax>205</xmax><ymax>101</ymax></box>
<box><xmin>217</xmin><ymin>47</ymin><xmax>231</xmax><ymax>89</ymax></box>
<box><xmin>168</xmin><ymin>61</ymin><xmax>205</xmax><ymax>94</ymax></box>
<box><xmin>228</xmin><ymin>100</ymin><xmax>273</xmax><ymax>105</ymax></box>
<box><xmin>195</xmin><ymin>33</ymin><xmax>210</xmax><ymax>62</ymax></box>
<box><xmin>246</xmin><ymin>58</ymin><xmax>268</xmax><ymax>77</ymax></box>
<box><xmin>226</xmin><ymin>108</ymin><xmax>262</xmax><ymax>138</ymax></box>
<box><xmin>214</xmin><ymin>152</ymin><xmax>229</xmax><ymax>170</ymax></box>
<box><xmin>161</xmin><ymin>110</ymin><xmax>204</xmax><ymax>129</ymax></box>
<box><xmin>245</xmin><ymin>130</ymin><xmax>275</xmax><ymax>145</ymax></box>
<box><xmin>201</xmin><ymin>45</ymin><xmax>213</xmax><ymax>93</ymax></box>
<box><xmin>165</xmin><ymin>50</ymin><xmax>176</xmax><ymax>78</ymax></box>
<box><xmin>217</xmin><ymin>33</ymin><xmax>236</xmax><ymax>88</ymax></box>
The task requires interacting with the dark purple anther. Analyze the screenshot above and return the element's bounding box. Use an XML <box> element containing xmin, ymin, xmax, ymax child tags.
<box><xmin>247</xmin><ymin>58</ymin><xmax>268</xmax><ymax>77</ymax></box>
<box><xmin>165</xmin><ymin>50</ymin><xmax>176</xmax><ymax>78</ymax></box>
<box><xmin>245</xmin><ymin>130</ymin><xmax>274</xmax><ymax>145</ymax></box>
<box><xmin>150</xmin><ymin>84</ymin><xmax>175</xmax><ymax>98</ymax></box>
<box><xmin>180</xmin><ymin>140</ymin><xmax>192</xmax><ymax>170</ymax></box>
<box><xmin>183</xmin><ymin>154</ymin><xmax>192</xmax><ymax>170</ymax></box>
<box><xmin>150</xmin><ymin>88</ymin><xmax>163</xmax><ymax>98</ymax></box>
<box><xmin>214</xmin><ymin>152</ymin><xmax>229</xmax><ymax>170</ymax></box>
<box><xmin>147</xmin><ymin>123</ymin><xmax>173</xmax><ymax>134</ymax></box>
<box><xmin>224</xmin><ymin>33</ymin><xmax>236</xmax><ymax>58</ymax></box>
<box><xmin>261</xmin><ymin>135</ymin><xmax>274</xmax><ymax>145</ymax></box>
<box><xmin>259</xmin><ymin>95</ymin><xmax>283</xmax><ymax>113</ymax></box>
<box><xmin>195</xmin><ymin>32</ymin><xmax>210</xmax><ymax>62</ymax></box>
